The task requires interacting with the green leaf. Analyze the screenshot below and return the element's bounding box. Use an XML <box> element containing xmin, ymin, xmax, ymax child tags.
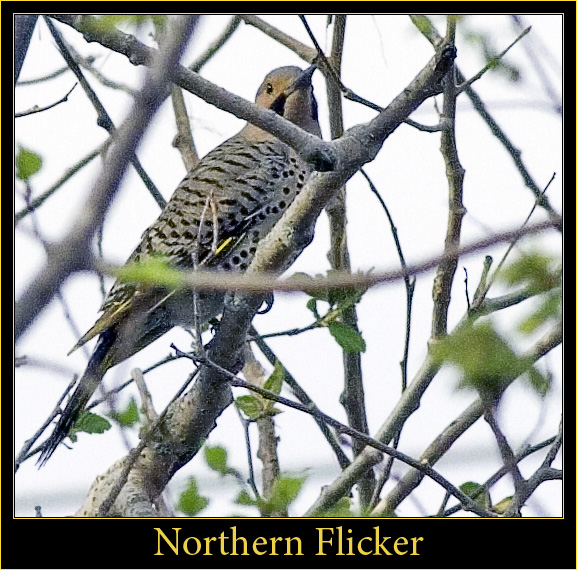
<box><xmin>518</xmin><ymin>289</ymin><xmax>562</xmax><ymax>335</ymax></box>
<box><xmin>493</xmin><ymin>496</ymin><xmax>513</xmax><ymax>515</ymax></box>
<box><xmin>262</xmin><ymin>475</ymin><xmax>305</xmax><ymax>515</ymax></box>
<box><xmin>460</xmin><ymin>481</ymin><xmax>491</xmax><ymax>509</ymax></box>
<box><xmin>108</xmin><ymin>397</ymin><xmax>139</xmax><ymax>427</ymax></box>
<box><xmin>411</xmin><ymin>15</ymin><xmax>435</xmax><ymax>38</ymax></box>
<box><xmin>16</xmin><ymin>147</ymin><xmax>42</xmax><ymax>182</ymax></box>
<box><xmin>498</xmin><ymin>251</ymin><xmax>562</xmax><ymax>338</ymax></box>
<box><xmin>500</xmin><ymin>251</ymin><xmax>560</xmax><ymax>294</ymax></box>
<box><xmin>94</xmin><ymin>14</ymin><xmax>167</xmax><ymax>31</ymax></box>
<box><xmin>460</xmin><ymin>481</ymin><xmax>482</xmax><ymax>496</ymax></box>
<box><xmin>235</xmin><ymin>490</ymin><xmax>257</xmax><ymax>506</ymax></box>
<box><xmin>306</xmin><ymin>298</ymin><xmax>320</xmax><ymax>319</ymax></box>
<box><xmin>526</xmin><ymin>367</ymin><xmax>551</xmax><ymax>396</ymax></box>
<box><xmin>177</xmin><ymin>477</ymin><xmax>209</xmax><ymax>516</ymax></box>
<box><xmin>204</xmin><ymin>445</ymin><xmax>230</xmax><ymax>476</ymax></box>
<box><xmin>116</xmin><ymin>256</ymin><xmax>184</xmax><ymax>288</ymax></box>
<box><xmin>431</xmin><ymin>320</ymin><xmax>532</xmax><ymax>397</ymax></box>
<box><xmin>263</xmin><ymin>361</ymin><xmax>284</xmax><ymax>395</ymax></box>
<box><xmin>235</xmin><ymin>395</ymin><xmax>263</xmax><ymax>419</ymax></box>
<box><xmin>328</xmin><ymin>322</ymin><xmax>366</xmax><ymax>353</ymax></box>
<box><xmin>68</xmin><ymin>412</ymin><xmax>111</xmax><ymax>442</ymax></box>
<box><xmin>326</xmin><ymin>270</ymin><xmax>367</xmax><ymax>309</ymax></box>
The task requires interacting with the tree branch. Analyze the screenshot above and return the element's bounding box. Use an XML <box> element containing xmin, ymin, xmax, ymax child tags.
<box><xmin>431</xmin><ymin>16</ymin><xmax>464</xmax><ymax>339</ymax></box>
<box><xmin>48</xmin><ymin>14</ymin><xmax>336</xmax><ymax>172</ymax></box>
<box><xmin>43</xmin><ymin>16</ymin><xmax>166</xmax><ymax>209</ymax></box>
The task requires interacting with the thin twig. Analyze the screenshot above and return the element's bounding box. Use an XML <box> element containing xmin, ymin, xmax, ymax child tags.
<box><xmin>15</xmin><ymin>83</ymin><xmax>78</xmax><ymax>117</ymax></box>
<box><xmin>238</xmin><ymin>15</ymin><xmax>316</xmax><ymax>62</ymax></box>
<box><xmin>441</xmin><ymin>434</ymin><xmax>558</xmax><ymax>516</ymax></box>
<box><xmin>88</xmin><ymin>352</ymin><xmax>187</xmax><ymax>410</ymax></box>
<box><xmin>463</xmin><ymin>267</ymin><xmax>471</xmax><ymax>310</ymax></box>
<box><xmin>234</xmin><ymin>404</ymin><xmax>261</xmax><ymax>501</ymax></box>
<box><xmin>131</xmin><ymin>368</ymin><xmax>158</xmax><ymax>426</ymax></box>
<box><xmin>299</xmin><ymin>15</ymin><xmax>384</xmax><ymax>116</ymax></box>
<box><xmin>409</xmin><ymin>15</ymin><xmax>561</xmax><ymax>226</ymax></box>
<box><xmin>472</xmin><ymin>255</ymin><xmax>493</xmax><ymax>307</ymax></box>
<box><xmin>17</xmin><ymin>64</ymin><xmax>70</xmax><ymax>85</ymax></box>
<box><xmin>484</xmin><ymin>172</ymin><xmax>557</xmax><ymax>293</ymax></box>
<box><xmin>456</xmin><ymin>26</ymin><xmax>532</xmax><ymax>93</ymax></box>
<box><xmin>248</xmin><ymin>321</ymin><xmax>319</xmax><ymax>341</ymax></box>
<box><xmin>504</xmin><ymin>418</ymin><xmax>562</xmax><ymax>517</ymax></box>
<box><xmin>359</xmin><ymin>168</ymin><xmax>414</xmax><ymax>389</ymax></box>
<box><xmin>15</xmin><ymin>142</ymin><xmax>108</xmax><ymax>224</ymax></box>
<box><xmin>68</xmin><ymin>44</ymin><xmax>137</xmax><ymax>96</ymax></box>
<box><xmin>484</xmin><ymin>406</ymin><xmax>525</xmax><ymax>493</ymax></box>
<box><xmin>359</xmin><ymin>167</ymin><xmax>415</xmax><ymax>507</ymax></box>
<box><xmin>510</xmin><ymin>16</ymin><xmax>561</xmax><ymax>114</ymax></box>
<box><xmin>189</xmin><ymin>16</ymin><xmax>241</xmax><ymax>73</ymax></box>
<box><xmin>43</xmin><ymin>16</ymin><xmax>166</xmax><ymax>209</ymax></box>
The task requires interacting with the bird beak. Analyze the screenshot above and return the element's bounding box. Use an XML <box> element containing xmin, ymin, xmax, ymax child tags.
<box><xmin>290</xmin><ymin>64</ymin><xmax>317</xmax><ymax>93</ymax></box>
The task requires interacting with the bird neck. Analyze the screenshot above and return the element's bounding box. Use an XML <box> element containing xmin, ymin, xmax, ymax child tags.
<box><xmin>240</xmin><ymin>90</ymin><xmax>321</xmax><ymax>142</ymax></box>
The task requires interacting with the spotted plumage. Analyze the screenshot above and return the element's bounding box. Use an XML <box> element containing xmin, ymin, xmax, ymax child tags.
<box><xmin>39</xmin><ymin>65</ymin><xmax>322</xmax><ymax>465</ymax></box>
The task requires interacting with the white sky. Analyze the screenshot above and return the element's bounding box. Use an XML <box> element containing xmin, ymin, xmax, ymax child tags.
<box><xmin>15</xmin><ymin>14</ymin><xmax>563</xmax><ymax>517</ymax></box>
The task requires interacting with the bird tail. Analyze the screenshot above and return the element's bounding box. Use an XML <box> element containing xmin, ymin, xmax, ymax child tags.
<box><xmin>37</xmin><ymin>331</ymin><xmax>115</xmax><ymax>467</ymax></box>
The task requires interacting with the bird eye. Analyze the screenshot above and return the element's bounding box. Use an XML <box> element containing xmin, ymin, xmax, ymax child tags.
<box><xmin>266</xmin><ymin>83</ymin><xmax>274</xmax><ymax>94</ymax></box>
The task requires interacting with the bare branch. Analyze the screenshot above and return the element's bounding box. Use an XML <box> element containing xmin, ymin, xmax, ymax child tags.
<box><xmin>43</xmin><ymin>17</ymin><xmax>166</xmax><ymax>209</ymax></box>
<box><xmin>432</xmin><ymin>18</ymin><xmax>464</xmax><ymax>339</ymax></box>
<box><xmin>249</xmin><ymin>325</ymin><xmax>351</xmax><ymax>470</ymax></box>
<box><xmin>176</xmin><ymin>352</ymin><xmax>498</xmax><ymax>518</ymax></box>
<box><xmin>15</xmin><ymin>83</ymin><xmax>78</xmax><ymax>117</ymax></box>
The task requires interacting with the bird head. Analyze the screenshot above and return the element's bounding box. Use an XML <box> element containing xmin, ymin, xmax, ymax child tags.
<box><xmin>247</xmin><ymin>65</ymin><xmax>321</xmax><ymax>139</ymax></box>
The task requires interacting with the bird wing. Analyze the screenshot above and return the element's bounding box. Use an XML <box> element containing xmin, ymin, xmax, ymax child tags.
<box><xmin>70</xmin><ymin>136</ymin><xmax>292</xmax><ymax>354</ymax></box>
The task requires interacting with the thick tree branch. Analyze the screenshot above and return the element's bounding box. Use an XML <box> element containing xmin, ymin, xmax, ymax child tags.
<box><xmin>431</xmin><ymin>16</ymin><xmax>464</xmax><ymax>339</ymax></box>
<box><xmin>48</xmin><ymin>14</ymin><xmax>336</xmax><ymax>172</ymax></box>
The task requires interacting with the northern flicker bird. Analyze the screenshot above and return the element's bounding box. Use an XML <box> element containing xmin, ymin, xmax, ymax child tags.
<box><xmin>39</xmin><ymin>65</ymin><xmax>322</xmax><ymax>465</ymax></box>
